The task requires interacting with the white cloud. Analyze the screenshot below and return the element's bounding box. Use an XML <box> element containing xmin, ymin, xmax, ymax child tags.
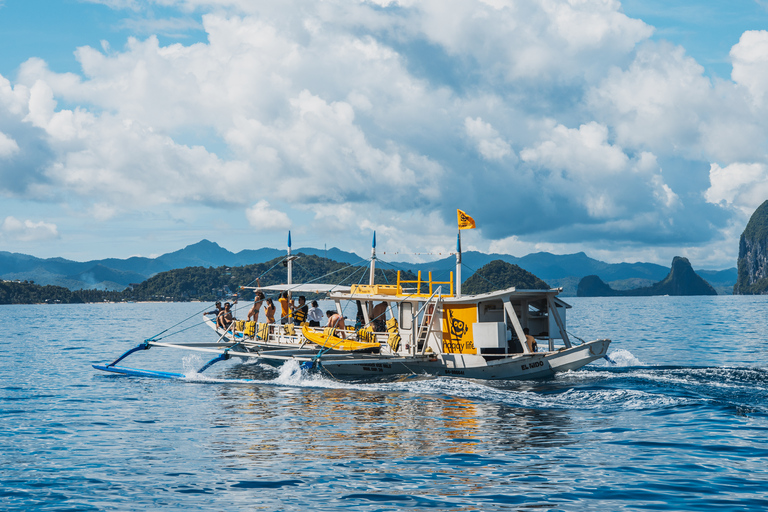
<box><xmin>246</xmin><ymin>200</ymin><xmax>292</xmax><ymax>231</ymax></box>
<box><xmin>1</xmin><ymin>1</ymin><xmax>766</xmax><ymax>267</ymax></box>
<box><xmin>731</xmin><ymin>30</ymin><xmax>768</xmax><ymax>107</ymax></box>
<box><xmin>705</xmin><ymin>162</ymin><xmax>768</xmax><ymax>213</ymax></box>
<box><xmin>520</xmin><ymin>122</ymin><xmax>676</xmax><ymax>220</ymax></box>
<box><xmin>0</xmin><ymin>132</ymin><xmax>20</xmax><ymax>157</ymax></box>
<box><xmin>464</xmin><ymin>117</ymin><xmax>512</xmax><ymax>161</ymax></box>
<box><xmin>1</xmin><ymin>217</ymin><xmax>59</xmax><ymax>241</ymax></box>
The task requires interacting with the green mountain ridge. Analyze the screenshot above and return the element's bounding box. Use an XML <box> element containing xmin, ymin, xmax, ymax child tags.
<box><xmin>577</xmin><ymin>257</ymin><xmax>718</xmax><ymax>297</ymax></box>
<box><xmin>0</xmin><ymin>240</ymin><xmax>737</xmax><ymax>295</ymax></box>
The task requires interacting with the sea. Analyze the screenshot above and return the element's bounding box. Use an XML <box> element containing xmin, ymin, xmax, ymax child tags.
<box><xmin>1</xmin><ymin>296</ymin><xmax>767</xmax><ymax>511</ymax></box>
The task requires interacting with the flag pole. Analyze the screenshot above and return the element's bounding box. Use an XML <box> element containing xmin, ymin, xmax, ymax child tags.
<box><xmin>456</xmin><ymin>231</ymin><xmax>462</xmax><ymax>298</ymax></box>
<box><xmin>369</xmin><ymin>231</ymin><xmax>376</xmax><ymax>286</ymax></box>
<box><xmin>287</xmin><ymin>231</ymin><xmax>292</xmax><ymax>296</ymax></box>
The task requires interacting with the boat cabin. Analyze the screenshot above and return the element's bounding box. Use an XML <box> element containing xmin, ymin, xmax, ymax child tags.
<box><xmin>328</xmin><ymin>271</ymin><xmax>572</xmax><ymax>358</ymax></box>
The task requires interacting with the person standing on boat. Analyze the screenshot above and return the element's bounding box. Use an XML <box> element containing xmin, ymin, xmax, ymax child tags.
<box><xmin>291</xmin><ymin>295</ymin><xmax>308</xmax><ymax>324</ymax></box>
<box><xmin>264</xmin><ymin>298</ymin><xmax>276</xmax><ymax>324</ymax></box>
<box><xmin>370</xmin><ymin>302</ymin><xmax>387</xmax><ymax>332</ymax></box>
<box><xmin>326</xmin><ymin>310</ymin><xmax>346</xmax><ymax>339</ymax></box>
<box><xmin>523</xmin><ymin>327</ymin><xmax>537</xmax><ymax>353</ymax></box>
<box><xmin>307</xmin><ymin>300</ymin><xmax>323</xmax><ymax>327</ymax></box>
<box><xmin>278</xmin><ymin>291</ymin><xmax>291</xmax><ymax>324</ymax></box>
<box><xmin>247</xmin><ymin>291</ymin><xmax>265</xmax><ymax>322</ymax></box>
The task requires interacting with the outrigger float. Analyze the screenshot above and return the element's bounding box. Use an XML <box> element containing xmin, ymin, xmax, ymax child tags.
<box><xmin>94</xmin><ymin>230</ymin><xmax>611</xmax><ymax>381</ymax></box>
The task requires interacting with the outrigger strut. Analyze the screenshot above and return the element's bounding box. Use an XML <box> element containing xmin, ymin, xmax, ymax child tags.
<box><xmin>106</xmin><ymin>340</ymin><xmax>152</xmax><ymax>367</ymax></box>
<box><xmin>196</xmin><ymin>343</ymin><xmax>244</xmax><ymax>373</ymax></box>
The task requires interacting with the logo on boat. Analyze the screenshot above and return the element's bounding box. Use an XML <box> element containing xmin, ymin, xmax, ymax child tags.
<box><xmin>448</xmin><ymin>309</ymin><xmax>468</xmax><ymax>339</ymax></box>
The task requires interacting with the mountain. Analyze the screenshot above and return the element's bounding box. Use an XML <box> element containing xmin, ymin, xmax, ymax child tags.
<box><xmin>2</xmin><ymin>240</ymin><xmax>736</xmax><ymax>294</ymax></box>
<box><xmin>387</xmin><ymin>251</ymin><xmax>681</xmax><ymax>295</ymax></box>
<box><xmin>734</xmin><ymin>200</ymin><xmax>768</xmax><ymax>294</ymax></box>
<box><xmin>577</xmin><ymin>257</ymin><xmax>718</xmax><ymax>297</ymax></box>
<box><xmin>0</xmin><ymin>241</ymin><xmax>364</xmax><ymax>291</ymax></box>
<box><xmin>462</xmin><ymin>260</ymin><xmax>549</xmax><ymax>294</ymax></box>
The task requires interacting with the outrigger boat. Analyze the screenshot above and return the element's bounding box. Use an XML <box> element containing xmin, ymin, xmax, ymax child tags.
<box><xmin>94</xmin><ymin>232</ymin><xmax>611</xmax><ymax>381</ymax></box>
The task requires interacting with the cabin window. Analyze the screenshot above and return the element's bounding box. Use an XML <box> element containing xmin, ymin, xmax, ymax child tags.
<box><xmin>400</xmin><ymin>302</ymin><xmax>413</xmax><ymax>330</ymax></box>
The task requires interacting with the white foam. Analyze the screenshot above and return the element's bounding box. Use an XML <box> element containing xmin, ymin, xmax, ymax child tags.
<box><xmin>605</xmin><ymin>348</ymin><xmax>643</xmax><ymax>366</ymax></box>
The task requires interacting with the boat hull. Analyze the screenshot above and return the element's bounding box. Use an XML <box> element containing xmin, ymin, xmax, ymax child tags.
<box><xmin>314</xmin><ymin>339</ymin><xmax>611</xmax><ymax>380</ymax></box>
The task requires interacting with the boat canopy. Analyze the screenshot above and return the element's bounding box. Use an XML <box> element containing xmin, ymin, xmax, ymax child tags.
<box><xmin>242</xmin><ymin>283</ymin><xmax>352</xmax><ymax>294</ymax></box>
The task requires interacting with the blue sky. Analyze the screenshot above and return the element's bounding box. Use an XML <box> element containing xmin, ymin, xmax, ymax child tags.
<box><xmin>1</xmin><ymin>0</ymin><xmax>768</xmax><ymax>269</ymax></box>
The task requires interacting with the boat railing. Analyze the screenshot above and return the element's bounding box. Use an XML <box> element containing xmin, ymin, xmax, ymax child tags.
<box><xmin>397</xmin><ymin>270</ymin><xmax>454</xmax><ymax>297</ymax></box>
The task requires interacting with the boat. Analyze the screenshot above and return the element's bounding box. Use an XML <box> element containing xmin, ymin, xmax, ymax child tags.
<box><xmin>94</xmin><ymin>226</ymin><xmax>611</xmax><ymax>381</ymax></box>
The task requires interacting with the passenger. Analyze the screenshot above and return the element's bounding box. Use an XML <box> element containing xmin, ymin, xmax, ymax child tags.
<box><xmin>326</xmin><ymin>310</ymin><xmax>346</xmax><ymax>339</ymax></box>
<box><xmin>216</xmin><ymin>302</ymin><xmax>229</xmax><ymax>329</ymax></box>
<box><xmin>204</xmin><ymin>302</ymin><xmax>223</xmax><ymax>317</ymax></box>
<box><xmin>370</xmin><ymin>302</ymin><xmax>388</xmax><ymax>332</ymax></box>
<box><xmin>264</xmin><ymin>298</ymin><xmax>276</xmax><ymax>324</ymax></box>
<box><xmin>307</xmin><ymin>300</ymin><xmax>323</xmax><ymax>327</ymax></box>
<box><xmin>278</xmin><ymin>291</ymin><xmax>291</xmax><ymax>324</ymax></box>
<box><xmin>247</xmin><ymin>291</ymin><xmax>265</xmax><ymax>322</ymax></box>
<box><xmin>524</xmin><ymin>327</ymin><xmax>537</xmax><ymax>353</ymax></box>
<box><xmin>220</xmin><ymin>302</ymin><xmax>235</xmax><ymax>331</ymax></box>
<box><xmin>355</xmin><ymin>300</ymin><xmax>365</xmax><ymax>330</ymax></box>
<box><xmin>291</xmin><ymin>295</ymin><xmax>308</xmax><ymax>324</ymax></box>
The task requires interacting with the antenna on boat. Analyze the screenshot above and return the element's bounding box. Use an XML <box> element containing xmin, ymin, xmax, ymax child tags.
<box><xmin>456</xmin><ymin>232</ymin><xmax>462</xmax><ymax>297</ymax></box>
<box><xmin>369</xmin><ymin>231</ymin><xmax>376</xmax><ymax>286</ymax></box>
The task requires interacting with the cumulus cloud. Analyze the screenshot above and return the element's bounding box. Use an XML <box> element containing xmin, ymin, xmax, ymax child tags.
<box><xmin>246</xmin><ymin>200</ymin><xmax>292</xmax><ymax>231</ymax></box>
<box><xmin>1</xmin><ymin>0</ymin><xmax>766</xmax><ymax>266</ymax></box>
<box><xmin>1</xmin><ymin>217</ymin><xmax>59</xmax><ymax>241</ymax></box>
<box><xmin>705</xmin><ymin>162</ymin><xmax>768</xmax><ymax>213</ymax></box>
<box><xmin>520</xmin><ymin>122</ymin><xmax>677</xmax><ymax>221</ymax></box>
<box><xmin>731</xmin><ymin>30</ymin><xmax>768</xmax><ymax>107</ymax></box>
<box><xmin>464</xmin><ymin>117</ymin><xmax>512</xmax><ymax>161</ymax></box>
<box><xmin>0</xmin><ymin>132</ymin><xmax>20</xmax><ymax>157</ymax></box>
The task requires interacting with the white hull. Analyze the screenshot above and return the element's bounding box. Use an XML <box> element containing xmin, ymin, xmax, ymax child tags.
<box><xmin>289</xmin><ymin>338</ymin><xmax>610</xmax><ymax>380</ymax></box>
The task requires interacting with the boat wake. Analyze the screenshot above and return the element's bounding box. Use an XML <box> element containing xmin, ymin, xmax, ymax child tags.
<box><xmin>144</xmin><ymin>349</ymin><xmax>768</xmax><ymax>419</ymax></box>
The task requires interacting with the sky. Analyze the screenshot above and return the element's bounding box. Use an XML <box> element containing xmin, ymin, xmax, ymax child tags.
<box><xmin>2</xmin><ymin>0</ymin><xmax>768</xmax><ymax>269</ymax></box>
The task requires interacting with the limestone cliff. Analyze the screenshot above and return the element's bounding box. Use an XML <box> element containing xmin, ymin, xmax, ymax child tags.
<box><xmin>734</xmin><ymin>200</ymin><xmax>768</xmax><ymax>294</ymax></box>
<box><xmin>577</xmin><ymin>257</ymin><xmax>717</xmax><ymax>297</ymax></box>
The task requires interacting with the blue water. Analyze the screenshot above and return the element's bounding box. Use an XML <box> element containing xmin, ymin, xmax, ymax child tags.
<box><xmin>2</xmin><ymin>296</ymin><xmax>767</xmax><ymax>511</ymax></box>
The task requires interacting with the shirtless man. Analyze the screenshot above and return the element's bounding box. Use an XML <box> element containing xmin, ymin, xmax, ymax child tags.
<box><xmin>218</xmin><ymin>302</ymin><xmax>234</xmax><ymax>330</ymax></box>
<box><xmin>370</xmin><ymin>302</ymin><xmax>388</xmax><ymax>332</ymax></box>
<box><xmin>326</xmin><ymin>310</ymin><xmax>346</xmax><ymax>339</ymax></box>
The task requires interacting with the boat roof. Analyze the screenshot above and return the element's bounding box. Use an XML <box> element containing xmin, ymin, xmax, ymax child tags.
<box><xmin>243</xmin><ymin>283</ymin><xmax>353</xmax><ymax>293</ymax></box>
<box><xmin>330</xmin><ymin>285</ymin><xmax>571</xmax><ymax>308</ymax></box>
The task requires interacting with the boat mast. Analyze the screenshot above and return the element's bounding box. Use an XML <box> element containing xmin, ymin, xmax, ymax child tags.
<box><xmin>369</xmin><ymin>231</ymin><xmax>376</xmax><ymax>286</ymax></box>
<box><xmin>287</xmin><ymin>230</ymin><xmax>292</xmax><ymax>292</ymax></box>
<box><xmin>456</xmin><ymin>232</ymin><xmax>462</xmax><ymax>298</ymax></box>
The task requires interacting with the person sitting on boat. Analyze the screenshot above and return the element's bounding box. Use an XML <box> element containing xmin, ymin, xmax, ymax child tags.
<box><xmin>326</xmin><ymin>310</ymin><xmax>346</xmax><ymax>339</ymax></box>
<box><xmin>264</xmin><ymin>298</ymin><xmax>276</xmax><ymax>324</ymax></box>
<box><xmin>247</xmin><ymin>291</ymin><xmax>265</xmax><ymax>322</ymax></box>
<box><xmin>204</xmin><ymin>302</ymin><xmax>222</xmax><ymax>317</ymax></box>
<box><xmin>279</xmin><ymin>291</ymin><xmax>291</xmax><ymax>324</ymax></box>
<box><xmin>370</xmin><ymin>301</ymin><xmax>387</xmax><ymax>332</ymax></box>
<box><xmin>307</xmin><ymin>300</ymin><xmax>323</xmax><ymax>327</ymax></box>
<box><xmin>524</xmin><ymin>327</ymin><xmax>537</xmax><ymax>353</ymax></box>
<box><xmin>219</xmin><ymin>302</ymin><xmax>235</xmax><ymax>331</ymax></box>
<box><xmin>291</xmin><ymin>295</ymin><xmax>308</xmax><ymax>324</ymax></box>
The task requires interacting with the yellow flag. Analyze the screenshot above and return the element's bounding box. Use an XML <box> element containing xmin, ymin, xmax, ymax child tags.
<box><xmin>457</xmin><ymin>209</ymin><xmax>476</xmax><ymax>230</ymax></box>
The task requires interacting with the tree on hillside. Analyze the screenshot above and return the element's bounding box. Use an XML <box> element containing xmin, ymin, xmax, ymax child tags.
<box><xmin>462</xmin><ymin>260</ymin><xmax>549</xmax><ymax>294</ymax></box>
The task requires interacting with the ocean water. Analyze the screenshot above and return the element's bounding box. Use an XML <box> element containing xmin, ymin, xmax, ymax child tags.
<box><xmin>1</xmin><ymin>296</ymin><xmax>767</xmax><ymax>511</ymax></box>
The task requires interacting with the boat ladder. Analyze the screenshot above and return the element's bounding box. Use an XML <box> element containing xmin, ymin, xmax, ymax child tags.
<box><xmin>416</xmin><ymin>287</ymin><xmax>442</xmax><ymax>352</ymax></box>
